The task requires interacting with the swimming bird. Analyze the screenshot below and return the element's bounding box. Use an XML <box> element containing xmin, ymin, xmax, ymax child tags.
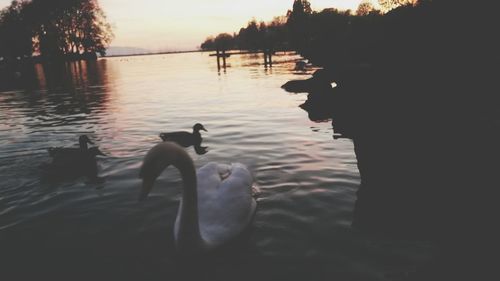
<box><xmin>45</xmin><ymin>135</ymin><xmax>105</xmax><ymax>182</ymax></box>
<box><xmin>48</xmin><ymin>135</ymin><xmax>105</xmax><ymax>162</ymax></box>
<box><xmin>139</xmin><ymin>142</ymin><xmax>256</xmax><ymax>254</ymax></box>
<box><xmin>159</xmin><ymin>123</ymin><xmax>207</xmax><ymax>147</ymax></box>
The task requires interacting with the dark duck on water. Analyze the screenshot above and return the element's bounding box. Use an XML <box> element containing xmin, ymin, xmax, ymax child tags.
<box><xmin>45</xmin><ymin>135</ymin><xmax>106</xmax><ymax>182</ymax></box>
<box><xmin>159</xmin><ymin>123</ymin><xmax>207</xmax><ymax>147</ymax></box>
<box><xmin>48</xmin><ymin>135</ymin><xmax>105</xmax><ymax>162</ymax></box>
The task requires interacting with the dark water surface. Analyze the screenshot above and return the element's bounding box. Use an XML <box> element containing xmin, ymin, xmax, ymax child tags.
<box><xmin>0</xmin><ymin>53</ymin><xmax>433</xmax><ymax>280</ymax></box>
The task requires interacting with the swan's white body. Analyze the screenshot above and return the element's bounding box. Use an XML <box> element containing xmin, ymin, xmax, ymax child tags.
<box><xmin>175</xmin><ymin>162</ymin><xmax>255</xmax><ymax>248</ymax></box>
<box><xmin>140</xmin><ymin>142</ymin><xmax>256</xmax><ymax>253</ymax></box>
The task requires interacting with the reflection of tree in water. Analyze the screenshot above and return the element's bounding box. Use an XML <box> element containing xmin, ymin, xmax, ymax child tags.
<box><xmin>36</xmin><ymin>59</ymin><xmax>110</xmax><ymax>91</ymax></box>
<box><xmin>4</xmin><ymin>60</ymin><xmax>115</xmax><ymax>129</ymax></box>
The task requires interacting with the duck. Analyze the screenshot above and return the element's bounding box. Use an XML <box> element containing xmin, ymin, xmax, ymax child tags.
<box><xmin>159</xmin><ymin>123</ymin><xmax>207</xmax><ymax>147</ymax></box>
<box><xmin>139</xmin><ymin>142</ymin><xmax>256</xmax><ymax>254</ymax></box>
<box><xmin>45</xmin><ymin>135</ymin><xmax>106</xmax><ymax>183</ymax></box>
<box><xmin>48</xmin><ymin>135</ymin><xmax>105</xmax><ymax>163</ymax></box>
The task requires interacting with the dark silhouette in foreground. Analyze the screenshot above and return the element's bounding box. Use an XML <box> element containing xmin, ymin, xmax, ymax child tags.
<box><xmin>284</xmin><ymin>64</ymin><xmax>498</xmax><ymax>280</ymax></box>
<box><xmin>279</xmin><ymin>2</ymin><xmax>500</xmax><ymax>278</ymax></box>
<box><xmin>278</xmin><ymin>0</ymin><xmax>500</xmax><ymax>277</ymax></box>
<box><xmin>160</xmin><ymin>123</ymin><xmax>208</xmax><ymax>155</ymax></box>
<box><xmin>43</xmin><ymin>135</ymin><xmax>106</xmax><ymax>183</ymax></box>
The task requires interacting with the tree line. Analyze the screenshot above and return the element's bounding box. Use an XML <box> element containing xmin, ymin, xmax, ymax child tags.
<box><xmin>200</xmin><ymin>0</ymin><xmax>500</xmax><ymax>71</ymax></box>
<box><xmin>200</xmin><ymin>16</ymin><xmax>289</xmax><ymax>52</ymax></box>
<box><xmin>200</xmin><ymin>0</ymin><xmax>418</xmax><ymax>53</ymax></box>
<box><xmin>0</xmin><ymin>0</ymin><xmax>113</xmax><ymax>63</ymax></box>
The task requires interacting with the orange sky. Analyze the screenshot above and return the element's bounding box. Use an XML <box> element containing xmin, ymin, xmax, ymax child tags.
<box><xmin>1</xmin><ymin>0</ymin><xmax>370</xmax><ymax>51</ymax></box>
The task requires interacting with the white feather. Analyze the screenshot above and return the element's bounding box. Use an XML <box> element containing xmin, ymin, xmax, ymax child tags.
<box><xmin>195</xmin><ymin>163</ymin><xmax>256</xmax><ymax>247</ymax></box>
<box><xmin>142</xmin><ymin>142</ymin><xmax>256</xmax><ymax>252</ymax></box>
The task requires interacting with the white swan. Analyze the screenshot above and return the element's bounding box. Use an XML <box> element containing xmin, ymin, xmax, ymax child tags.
<box><xmin>139</xmin><ymin>142</ymin><xmax>256</xmax><ymax>254</ymax></box>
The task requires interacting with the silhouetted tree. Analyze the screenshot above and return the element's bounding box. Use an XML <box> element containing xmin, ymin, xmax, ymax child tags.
<box><xmin>214</xmin><ymin>33</ymin><xmax>234</xmax><ymax>51</ymax></box>
<box><xmin>286</xmin><ymin>0</ymin><xmax>312</xmax><ymax>54</ymax></box>
<box><xmin>30</xmin><ymin>0</ymin><xmax>113</xmax><ymax>58</ymax></box>
<box><xmin>291</xmin><ymin>0</ymin><xmax>312</xmax><ymax>15</ymax></box>
<box><xmin>200</xmin><ymin>36</ymin><xmax>215</xmax><ymax>50</ymax></box>
<box><xmin>201</xmin><ymin>15</ymin><xmax>291</xmax><ymax>52</ymax></box>
<box><xmin>378</xmin><ymin>0</ymin><xmax>417</xmax><ymax>11</ymax></box>
<box><xmin>0</xmin><ymin>0</ymin><xmax>113</xmax><ymax>61</ymax></box>
<box><xmin>305</xmin><ymin>8</ymin><xmax>355</xmax><ymax>65</ymax></box>
<box><xmin>0</xmin><ymin>0</ymin><xmax>33</xmax><ymax>61</ymax></box>
<box><xmin>356</xmin><ymin>1</ymin><xmax>377</xmax><ymax>16</ymax></box>
<box><xmin>267</xmin><ymin>16</ymin><xmax>290</xmax><ymax>50</ymax></box>
<box><xmin>238</xmin><ymin>20</ymin><xmax>261</xmax><ymax>50</ymax></box>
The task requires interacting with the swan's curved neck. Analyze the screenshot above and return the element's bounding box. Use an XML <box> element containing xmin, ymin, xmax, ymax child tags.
<box><xmin>174</xmin><ymin>155</ymin><xmax>204</xmax><ymax>252</ymax></box>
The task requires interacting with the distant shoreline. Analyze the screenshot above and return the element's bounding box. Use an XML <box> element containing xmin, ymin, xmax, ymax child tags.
<box><xmin>103</xmin><ymin>49</ymin><xmax>204</xmax><ymax>58</ymax></box>
<box><xmin>103</xmin><ymin>49</ymin><xmax>295</xmax><ymax>59</ymax></box>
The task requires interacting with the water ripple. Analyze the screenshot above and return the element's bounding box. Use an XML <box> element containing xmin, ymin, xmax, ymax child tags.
<box><xmin>0</xmin><ymin>52</ymin><xmax>433</xmax><ymax>280</ymax></box>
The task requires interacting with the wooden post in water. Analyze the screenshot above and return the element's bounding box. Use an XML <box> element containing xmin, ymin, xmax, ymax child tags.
<box><xmin>215</xmin><ymin>49</ymin><xmax>227</xmax><ymax>71</ymax></box>
<box><xmin>222</xmin><ymin>50</ymin><xmax>227</xmax><ymax>69</ymax></box>
<box><xmin>264</xmin><ymin>49</ymin><xmax>273</xmax><ymax>67</ymax></box>
<box><xmin>216</xmin><ymin>49</ymin><xmax>221</xmax><ymax>71</ymax></box>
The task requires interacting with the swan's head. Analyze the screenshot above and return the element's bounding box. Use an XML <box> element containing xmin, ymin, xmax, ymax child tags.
<box><xmin>193</xmin><ymin>123</ymin><xmax>207</xmax><ymax>132</ymax></box>
<box><xmin>138</xmin><ymin>142</ymin><xmax>192</xmax><ymax>201</ymax></box>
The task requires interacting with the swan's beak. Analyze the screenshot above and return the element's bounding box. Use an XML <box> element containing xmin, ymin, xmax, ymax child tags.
<box><xmin>139</xmin><ymin>177</ymin><xmax>155</xmax><ymax>201</ymax></box>
<box><xmin>201</xmin><ymin>126</ymin><xmax>207</xmax><ymax>132</ymax></box>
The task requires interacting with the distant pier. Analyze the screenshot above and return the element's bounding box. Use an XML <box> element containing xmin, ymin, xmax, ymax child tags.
<box><xmin>210</xmin><ymin>49</ymin><xmax>275</xmax><ymax>71</ymax></box>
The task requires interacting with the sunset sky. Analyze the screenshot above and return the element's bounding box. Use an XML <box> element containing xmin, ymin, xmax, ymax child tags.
<box><xmin>0</xmin><ymin>0</ymin><xmax>367</xmax><ymax>51</ymax></box>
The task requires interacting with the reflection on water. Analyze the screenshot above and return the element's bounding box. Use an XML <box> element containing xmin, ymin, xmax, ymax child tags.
<box><xmin>0</xmin><ymin>52</ymin><xmax>432</xmax><ymax>280</ymax></box>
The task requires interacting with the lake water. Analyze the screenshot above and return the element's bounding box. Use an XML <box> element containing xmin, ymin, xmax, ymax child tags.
<box><xmin>0</xmin><ymin>52</ymin><xmax>432</xmax><ymax>280</ymax></box>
